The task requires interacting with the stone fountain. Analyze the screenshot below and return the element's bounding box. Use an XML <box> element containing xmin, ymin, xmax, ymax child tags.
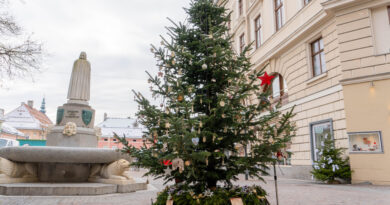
<box><xmin>0</xmin><ymin>52</ymin><xmax>146</xmax><ymax>195</ymax></box>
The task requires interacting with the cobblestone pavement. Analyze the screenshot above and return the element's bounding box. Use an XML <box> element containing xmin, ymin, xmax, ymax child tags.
<box><xmin>1</xmin><ymin>170</ymin><xmax>390</xmax><ymax>205</ymax></box>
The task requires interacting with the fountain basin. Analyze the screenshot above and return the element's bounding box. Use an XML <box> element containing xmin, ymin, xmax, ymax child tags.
<box><xmin>0</xmin><ymin>146</ymin><xmax>130</xmax><ymax>164</ymax></box>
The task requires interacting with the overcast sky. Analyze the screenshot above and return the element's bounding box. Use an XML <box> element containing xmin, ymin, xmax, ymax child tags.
<box><xmin>1</xmin><ymin>0</ymin><xmax>189</xmax><ymax>123</ymax></box>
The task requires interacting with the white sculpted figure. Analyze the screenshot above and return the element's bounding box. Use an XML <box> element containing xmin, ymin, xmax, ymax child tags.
<box><xmin>89</xmin><ymin>159</ymin><xmax>131</xmax><ymax>180</ymax></box>
<box><xmin>67</xmin><ymin>51</ymin><xmax>91</xmax><ymax>102</ymax></box>
<box><xmin>0</xmin><ymin>157</ymin><xmax>37</xmax><ymax>178</ymax></box>
<box><xmin>63</xmin><ymin>122</ymin><xmax>77</xmax><ymax>136</ymax></box>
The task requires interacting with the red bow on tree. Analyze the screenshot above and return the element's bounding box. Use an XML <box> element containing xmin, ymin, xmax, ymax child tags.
<box><xmin>162</xmin><ymin>160</ymin><xmax>172</xmax><ymax>166</ymax></box>
<box><xmin>257</xmin><ymin>72</ymin><xmax>275</xmax><ymax>86</ymax></box>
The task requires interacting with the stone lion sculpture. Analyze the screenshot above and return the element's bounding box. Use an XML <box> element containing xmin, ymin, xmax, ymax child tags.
<box><xmin>63</xmin><ymin>122</ymin><xmax>77</xmax><ymax>136</ymax></box>
<box><xmin>0</xmin><ymin>157</ymin><xmax>37</xmax><ymax>178</ymax></box>
<box><xmin>89</xmin><ymin>159</ymin><xmax>131</xmax><ymax>180</ymax></box>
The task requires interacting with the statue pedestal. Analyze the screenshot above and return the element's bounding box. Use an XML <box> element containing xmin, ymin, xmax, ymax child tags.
<box><xmin>56</xmin><ymin>103</ymin><xmax>95</xmax><ymax>129</ymax></box>
<box><xmin>48</xmin><ymin>102</ymin><xmax>97</xmax><ymax>147</ymax></box>
<box><xmin>46</xmin><ymin>126</ymin><xmax>97</xmax><ymax>147</ymax></box>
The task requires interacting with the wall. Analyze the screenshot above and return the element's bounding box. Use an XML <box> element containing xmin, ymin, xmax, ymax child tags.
<box><xmin>334</xmin><ymin>0</ymin><xmax>390</xmax><ymax>185</ymax></box>
<box><xmin>343</xmin><ymin>79</ymin><xmax>390</xmax><ymax>185</ymax></box>
<box><xmin>226</xmin><ymin>0</ymin><xmax>348</xmax><ymax>168</ymax></box>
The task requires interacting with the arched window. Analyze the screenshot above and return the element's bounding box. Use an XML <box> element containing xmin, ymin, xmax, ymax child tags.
<box><xmin>270</xmin><ymin>73</ymin><xmax>288</xmax><ymax>99</ymax></box>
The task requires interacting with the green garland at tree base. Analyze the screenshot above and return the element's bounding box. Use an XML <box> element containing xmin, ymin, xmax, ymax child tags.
<box><xmin>154</xmin><ymin>185</ymin><xmax>269</xmax><ymax>205</ymax></box>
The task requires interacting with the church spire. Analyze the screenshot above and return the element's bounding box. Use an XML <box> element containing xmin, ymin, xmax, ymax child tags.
<box><xmin>40</xmin><ymin>97</ymin><xmax>46</xmax><ymax>114</ymax></box>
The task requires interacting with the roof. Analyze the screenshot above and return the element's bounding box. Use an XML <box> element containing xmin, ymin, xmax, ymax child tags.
<box><xmin>23</xmin><ymin>104</ymin><xmax>52</xmax><ymax>125</ymax></box>
<box><xmin>96</xmin><ymin>117</ymin><xmax>145</xmax><ymax>139</ymax></box>
<box><xmin>0</xmin><ymin>122</ymin><xmax>25</xmax><ymax>137</ymax></box>
<box><xmin>4</xmin><ymin>103</ymin><xmax>53</xmax><ymax>130</ymax></box>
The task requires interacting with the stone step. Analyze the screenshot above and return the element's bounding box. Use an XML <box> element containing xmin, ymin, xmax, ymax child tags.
<box><xmin>0</xmin><ymin>183</ymin><xmax>117</xmax><ymax>196</ymax></box>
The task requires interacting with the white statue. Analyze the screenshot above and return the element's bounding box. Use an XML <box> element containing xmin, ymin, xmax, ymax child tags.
<box><xmin>89</xmin><ymin>159</ymin><xmax>132</xmax><ymax>180</ymax></box>
<box><xmin>67</xmin><ymin>52</ymin><xmax>91</xmax><ymax>103</ymax></box>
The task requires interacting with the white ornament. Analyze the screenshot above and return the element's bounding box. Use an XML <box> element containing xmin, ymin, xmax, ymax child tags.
<box><xmin>202</xmin><ymin>64</ymin><xmax>207</xmax><ymax>70</ymax></box>
<box><xmin>172</xmin><ymin>158</ymin><xmax>184</xmax><ymax>173</ymax></box>
<box><xmin>63</xmin><ymin>122</ymin><xmax>77</xmax><ymax>136</ymax></box>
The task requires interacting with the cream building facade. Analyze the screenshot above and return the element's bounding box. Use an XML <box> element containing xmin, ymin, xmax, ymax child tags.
<box><xmin>221</xmin><ymin>0</ymin><xmax>390</xmax><ymax>184</ymax></box>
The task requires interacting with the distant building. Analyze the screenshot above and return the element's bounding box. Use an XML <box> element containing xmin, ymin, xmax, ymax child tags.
<box><xmin>96</xmin><ymin>114</ymin><xmax>147</xmax><ymax>149</ymax></box>
<box><xmin>4</xmin><ymin>100</ymin><xmax>53</xmax><ymax>140</ymax></box>
<box><xmin>0</xmin><ymin>108</ymin><xmax>25</xmax><ymax>139</ymax></box>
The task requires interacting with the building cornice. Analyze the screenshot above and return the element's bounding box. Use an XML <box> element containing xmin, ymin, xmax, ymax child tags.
<box><xmin>340</xmin><ymin>72</ymin><xmax>390</xmax><ymax>85</ymax></box>
<box><xmin>321</xmin><ymin>0</ymin><xmax>367</xmax><ymax>12</ymax></box>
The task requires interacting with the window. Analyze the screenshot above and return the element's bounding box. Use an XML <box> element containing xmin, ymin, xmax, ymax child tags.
<box><xmin>274</xmin><ymin>0</ymin><xmax>284</xmax><ymax>31</ymax></box>
<box><xmin>270</xmin><ymin>73</ymin><xmax>288</xmax><ymax>98</ymax></box>
<box><xmin>239</xmin><ymin>33</ymin><xmax>245</xmax><ymax>53</ymax></box>
<box><xmin>311</xmin><ymin>38</ymin><xmax>326</xmax><ymax>77</ymax></box>
<box><xmin>388</xmin><ymin>6</ymin><xmax>390</xmax><ymax>24</ymax></box>
<box><xmin>133</xmin><ymin>140</ymin><xmax>137</xmax><ymax>142</ymax></box>
<box><xmin>104</xmin><ymin>138</ymin><xmax>108</xmax><ymax>141</ymax></box>
<box><xmin>310</xmin><ymin>120</ymin><xmax>333</xmax><ymax>162</ymax></box>
<box><xmin>238</xmin><ymin>0</ymin><xmax>243</xmax><ymax>16</ymax></box>
<box><xmin>349</xmin><ymin>131</ymin><xmax>383</xmax><ymax>153</ymax></box>
<box><xmin>113</xmin><ymin>139</ymin><xmax>117</xmax><ymax>142</ymax></box>
<box><xmin>254</xmin><ymin>15</ymin><xmax>262</xmax><ymax>49</ymax></box>
<box><xmin>372</xmin><ymin>6</ymin><xmax>390</xmax><ymax>54</ymax></box>
<box><xmin>304</xmin><ymin>0</ymin><xmax>312</xmax><ymax>5</ymax></box>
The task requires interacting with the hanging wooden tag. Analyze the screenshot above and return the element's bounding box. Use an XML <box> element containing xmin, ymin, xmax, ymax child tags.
<box><xmin>230</xmin><ymin>197</ymin><xmax>244</xmax><ymax>205</ymax></box>
<box><xmin>166</xmin><ymin>199</ymin><xmax>173</xmax><ymax>205</ymax></box>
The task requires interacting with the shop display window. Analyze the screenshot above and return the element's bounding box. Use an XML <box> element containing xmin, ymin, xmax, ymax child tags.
<box><xmin>348</xmin><ymin>131</ymin><xmax>383</xmax><ymax>153</ymax></box>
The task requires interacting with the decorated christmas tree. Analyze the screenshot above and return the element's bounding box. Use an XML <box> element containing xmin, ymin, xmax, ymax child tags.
<box><xmin>311</xmin><ymin>137</ymin><xmax>352</xmax><ymax>184</ymax></box>
<box><xmin>118</xmin><ymin>0</ymin><xmax>295</xmax><ymax>204</ymax></box>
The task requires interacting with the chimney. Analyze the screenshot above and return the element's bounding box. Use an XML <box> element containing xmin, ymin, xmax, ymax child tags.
<box><xmin>104</xmin><ymin>113</ymin><xmax>107</xmax><ymax>121</ymax></box>
<box><xmin>27</xmin><ymin>100</ymin><xmax>34</xmax><ymax>108</ymax></box>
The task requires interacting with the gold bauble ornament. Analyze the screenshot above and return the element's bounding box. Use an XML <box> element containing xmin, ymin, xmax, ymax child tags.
<box><xmin>185</xmin><ymin>161</ymin><xmax>191</xmax><ymax>166</ymax></box>
<box><xmin>177</xmin><ymin>95</ymin><xmax>184</xmax><ymax>102</ymax></box>
<box><xmin>220</xmin><ymin>101</ymin><xmax>225</xmax><ymax>107</ymax></box>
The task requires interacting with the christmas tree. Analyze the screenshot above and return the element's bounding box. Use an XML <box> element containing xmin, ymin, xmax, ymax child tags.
<box><xmin>311</xmin><ymin>137</ymin><xmax>352</xmax><ymax>184</ymax></box>
<box><xmin>118</xmin><ymin>0</ymin><xmax>295</xmax><ymax>203</ymax></box>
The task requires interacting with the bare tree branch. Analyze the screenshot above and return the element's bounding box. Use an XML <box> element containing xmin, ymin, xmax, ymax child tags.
<box><xmin>0</xmin><ymin>0</ymin><xmax>43</xmax><ymax>86</ymax></box>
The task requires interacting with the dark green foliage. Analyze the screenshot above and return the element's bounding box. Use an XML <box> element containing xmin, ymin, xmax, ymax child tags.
<box><xmin>117</xmin><ymin>0</ymin><xmax>295</xmax><ymax>196</ymax></box>
<box><xmin>311</xmin><ymin>137</ymin><xmax>352</xmax><ymax>183</ymax></box>
<box><xmin>153</xmin><ymin>185</ymin><xmax>269</xmax><ymax>205</ymax></box>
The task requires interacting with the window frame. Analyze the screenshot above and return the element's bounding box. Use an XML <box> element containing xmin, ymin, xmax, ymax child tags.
<box><xmin>310</xmin><ymin>37</ymin><xmax>326</xmax><ymax>77</ymax></box>
<box><xmin>387</xmin><ymin>6</ymin><xmax>390</xmax><ymax>24</ymax></box>
<box><xmin>348</xmin><ymin>131</ymin><xmax>384</xmax><ymax>154</ymax></box>
<box><xmin>238</xmin><ymin>0</ymin><xmax>243</xmax><ymax>16</ymax></box>
<box><xmin>254</xmin><ymin>15</ymin><xmax>262</xmax><ymax>49</ymax></box>
<box><xmin>239</xmin><ymin>33</ymin><xmax>245</xmax><ymax>53</ymax></box>
<box><xmin>270</xmin><ymin>73</ymin><xmax>285</xmax><ymax>98</ymax></box>
<box><xmin>274</xmin><ymin>0</ymin><xmax>284</xmax><ymax>31</ymax></box>
<box><xmin>304</xmin><ymin>0</ymin><xmax>312</xmax><ymax>6</ymax></box>
<box><xmin>309</xmin><ymin>119</ymin><xmax>334</xmax><ymax>163</ymax></box>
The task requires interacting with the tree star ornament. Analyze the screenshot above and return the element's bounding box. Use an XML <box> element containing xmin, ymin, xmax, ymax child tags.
<box><xmin>257</xmin><ymin>72</ymin><xmax>275</xmax><ymax>86</ymax></box>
